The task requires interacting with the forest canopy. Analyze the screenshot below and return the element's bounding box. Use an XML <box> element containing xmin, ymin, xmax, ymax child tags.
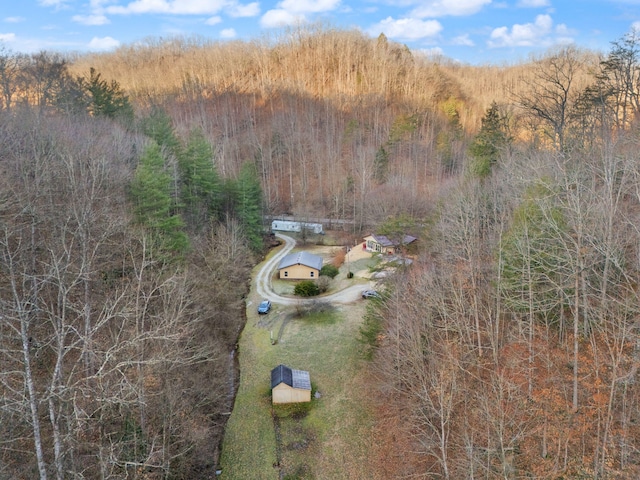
<box><xmin>1</xmin><ymin>26</ymin><xmax>640</xmax><ymax>478</ymax></box>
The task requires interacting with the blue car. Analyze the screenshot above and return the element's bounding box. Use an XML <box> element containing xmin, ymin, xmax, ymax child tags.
<box><xmin>361</xmin><ymin>289</ymin><xmax>380</xmax><ymax>299</ymax></box>
<box><xmin>257</xmin><ymin>299</ymin><xmax>272</xmax><ymax>314</ymax></box>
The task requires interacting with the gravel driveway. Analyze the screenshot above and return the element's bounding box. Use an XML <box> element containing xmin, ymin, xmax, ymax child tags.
<box><xmin>255</xmin><ymin>233</ymin><xmax>374</xmax><ymax>305</ymax></box>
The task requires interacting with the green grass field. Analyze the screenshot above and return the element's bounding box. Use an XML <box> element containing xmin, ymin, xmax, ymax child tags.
<box><xmin>219</xmin><ymin>259</ymin><xmax>380</xmax><ymax>479</ymax></box>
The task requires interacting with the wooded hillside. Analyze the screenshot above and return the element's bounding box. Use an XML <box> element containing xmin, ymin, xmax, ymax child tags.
<box><xmin>1</xmin><ymin>25</ymin><xmax>640</xmax><ymax>478</ymax></box>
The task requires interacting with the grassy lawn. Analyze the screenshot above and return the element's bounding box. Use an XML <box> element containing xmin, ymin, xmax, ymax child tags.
<box><xmin>219</xmin><ymin>254</ymin><xmax>381</xmax><ymax>479</ymax></box>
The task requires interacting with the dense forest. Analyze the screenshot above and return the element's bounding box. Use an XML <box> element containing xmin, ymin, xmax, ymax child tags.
<box><xmin>1</xmin><ymin>25</ymin><xmax>640</xmax><ymax>478</ymax></box>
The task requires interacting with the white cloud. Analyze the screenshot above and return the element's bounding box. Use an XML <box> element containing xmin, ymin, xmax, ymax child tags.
<box><xmin>452</xmin><ymin>34</ymin><xmax>474</xmax><ymax>46</ymax></box>
<box><xmin>90</xmin><ymin>0</ymin><xmax>115</xmax><ymax>7</ymax></box>
<box><xmin>107</xmin><ymin>0</ymin><xmax>228</xmax><ymax>15</ymax></box>
<box><xmin>228</xmin><ymin>2</ymin><xmax>260</xmax><ymax>17</ymax></box>
<box><xmin>411</xmin><ymin>0</ymin><xmax>491</xmax><ymax>18</ymax></box>
<box><xmin>276</xmin><ymin>0</ymin><xmax>341</xmax><ymax>14</ymax></box>
<box><xmin>72</xmin><ymin>14</ymin><xmax>110</xmax><ymax>25</ymax></box>
<box><xmin>205</xmin><ymin>15</ymin><xmax>222</xmax><ymax>25</ymax></box>
<box><xmin>220</xmin><ymin>28</ymin><xmax>236</xmax><ymax>38</ymax></box>
<box><xmin>4</xmin><ymin>17</ymin><xmax>25</xmax><ymax>23</ymax></box>
<box><xmin>633</xmin><ymin>21</ymin><xmax>640</xmax><ymax>31</ymax></box>
<box><xmin>554</xmin><ymin>23</ymin><xmax>574</xmax><ymax>37</ymax></box>
<box><xmin>259</xmin><ymin>0</ymin><xmax>339</xmax><ymax>29</ymax></box>
<box><xmin>415</xmin><ymin>47</ymin><xmax>445</xmax><ymax>58</ymax></box>
<box><xmin>517</xmin><ymin>0</ymin><xmax>550</xmax><ymax>6</ymax></box>
<box><xmin>0</xmin><ymin>33</ymin><xmax>17</xmax><ymax>43</ymax></box>
<box><xmin>369</xmin><ymin>17</ymin><xmax>442</xmax><ymax>40</ymax></box>
<box><xmin>260</xmin><ymin>9</ymin><xmax>305</xmax><ymax>28</ymax></box>
<box><xmin>88</xmin><ymin>36</ymin><xmax>120</xmax><ymax>50</ymax></box>
<box><xmin>0</xmin><ymin>35</ymin><xmax>80</xmax><ymax>53</ymax></box>
<box><xmin>488</xmin><ymin>14</ymin><xmax>553</xmax><ymax>47</ymax></box>
<box><xmin>38</xmin><ymin>0</ymin><xmax>69</xmax><ymax>7</ymax></box>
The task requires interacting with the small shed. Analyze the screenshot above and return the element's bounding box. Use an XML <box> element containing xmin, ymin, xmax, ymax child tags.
<box><xmin>271</xmin><ymin>364</ymin><xmax>311</xmax><ymax>404</ymax></box>
<box><xmin>364</xmin><ymin>233</ymin><xmax>417</xmax><ymax>255</ymax></box>
<box><xmin>277</xmin><ymin>251</ymin><xmax>323</xmax><ymax>279</ymax></box>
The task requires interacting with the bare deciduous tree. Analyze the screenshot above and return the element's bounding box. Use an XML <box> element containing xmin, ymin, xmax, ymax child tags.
<box><xmin>516</xmin><ymin>46</ymin><xmax>586</xmax><ymax>152</ymax></box>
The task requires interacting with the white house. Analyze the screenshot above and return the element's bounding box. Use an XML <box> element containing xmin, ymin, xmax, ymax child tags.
<box><xmin>363</xmin><ymin>233</ymin><xmax>417</xmax><ymax>255</ymax></box>
<box><xmin>271</xmin><ymin>220</ymin><xmax>324</xmax><ymax>235</ymax></box>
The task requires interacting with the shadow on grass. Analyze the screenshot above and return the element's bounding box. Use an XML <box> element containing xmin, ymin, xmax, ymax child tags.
<box><xmin>293</xmin><ymin>301</ymin><xmax>338</xmax><ymax>324</ymax></box>
<box><xmin>272</xmin><ymin>398</ymin><xmax>318</xmax><ymax>480</ymax></box>
<box><xmin>271</xmin><ymin>303</ymin><xmax>339</xmax><ymax>345</ymax></box>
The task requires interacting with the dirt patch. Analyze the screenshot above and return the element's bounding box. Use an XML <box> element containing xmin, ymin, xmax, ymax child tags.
<box><xmin>346</xmin><ymin>242</ymin><xmax>373</xmax><ymax>262</ymax></box>
<box><xmin>294</xmin><ymin>241</ymin><xmax>373</xmax><ymax>264</ymax></box>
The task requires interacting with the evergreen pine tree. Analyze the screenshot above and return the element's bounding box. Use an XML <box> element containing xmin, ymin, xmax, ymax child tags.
<box><xmin>140</xmin><ymin>106</ymin><xmax>181</xmax><ymax>156</ymax></box>
<box><xmin>231</xmin><ymin>162</ymin><xmax>264</xmax><ymax>252</ymax></box>
<box><xmin>468</xmin><ymin>102</ymin><xmax>510</xmax><ymax>178</ymax></box>
<box><xmin>130</xmin><ymin>143</ymin><xmax>189</xmax><ymax>260</ymax></box>
<box><xmin>499</xmin><ymin>184</ymin><xmax>569</xmax><ymax>323</ymax></box>
<box><xmin>178</xmin><ymin>128</ymin><xmax>221</xmax><ymax>230</ymax></box>
<box><xmin>373</xmin><ymin>146</ymin><xmax>389</xmax><ymax>184</ymax></box>
<box><xmin>79</xmin><ymin>67</ymin><xmax>134</xmax><ymax>125</ymax></box>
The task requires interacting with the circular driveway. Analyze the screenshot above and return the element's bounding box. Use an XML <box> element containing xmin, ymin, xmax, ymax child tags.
<box><xmin>254</xmin><ymin>233</ymin><xmax>372</xmax><ymax>305</ymax></box>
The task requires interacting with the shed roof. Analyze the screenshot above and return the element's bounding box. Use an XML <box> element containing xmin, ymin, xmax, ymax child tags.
<box><xmin>277</xmin><ymin>251</ymin><xmax>323</xmax><ymax>271</ymax></box>
<box><xmin>368</xmin><ymin>233</ymin><xmax>417</xmax><ymax>247</ymax></box>
<box><xmin>271</xmin><ymin>364</ymin><xmax>311</xmax><ymax>390</ymax></box>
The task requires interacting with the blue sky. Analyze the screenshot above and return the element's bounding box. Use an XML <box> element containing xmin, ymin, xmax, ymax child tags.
<box><xmin>1</xmin><ymin>1</ymin><xmax>639</xmax><ymax>64</ymax></box>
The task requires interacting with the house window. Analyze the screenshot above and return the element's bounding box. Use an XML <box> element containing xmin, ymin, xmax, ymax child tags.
<box><xmin>310</xmin><ymin>271</ymin><xmax>314</xmax><ymax>278</ymax></box>
<box><xmin>284</xmin><ymin>271</ymin><xmax>288</xmax><ymax>277</ymax></box>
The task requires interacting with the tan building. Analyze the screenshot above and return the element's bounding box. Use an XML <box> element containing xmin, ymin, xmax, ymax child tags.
<box><xmin>363</xmin><ymin>233</ymin><xmax>417</xmax><ymax>255</ymax></box>
<box><xmin>271</xmin><ymin>364</ymin><xmax>311</xmax><ymax>404</ymax></box>
<box><xmin>277</xmin><ymin>251</ymin><xmax>323</xmax><ymax>280</ymax></box>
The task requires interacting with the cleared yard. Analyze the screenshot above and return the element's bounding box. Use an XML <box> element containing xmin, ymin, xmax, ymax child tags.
<box><xmin>219</xmin><ymin>244</ymin><xmax>383</xmax><ymax>479</ymax></box>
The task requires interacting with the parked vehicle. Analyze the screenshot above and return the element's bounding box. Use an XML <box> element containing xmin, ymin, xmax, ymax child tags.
<box><xmin>257</xmin><ymin>299</ymin><xmax>272</xmax><ymax>314</ymax></box>
<box><xmin>361</xmin><ymin>289</ymin><xmax>380</xmax><ymax>299</ymax></box>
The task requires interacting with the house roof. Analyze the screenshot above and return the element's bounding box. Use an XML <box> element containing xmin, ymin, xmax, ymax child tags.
<box><xmin>368</xmin><ymin>233</ymin><xmax>417</xmax><ymax>247</ymax></box>
<box><xmin>277</xmin><ymin>251</ymin><xmax>323</xmax><ymax>271</ymax></box>
<box><xmin>271</xmin><ymin>364</ymin><xmax>311</xmax><ymax>390</ymax></box>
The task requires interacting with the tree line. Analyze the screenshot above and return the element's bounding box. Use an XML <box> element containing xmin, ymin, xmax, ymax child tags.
<box><xmin>0</xmin><ymin>50</ymin><xmax>265</xmax><ymax>478</ymax></box>
<box><xmin>365</xmin><ymin>30</ymin><xmax>640</xmax><ymax>478</ymax></box>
